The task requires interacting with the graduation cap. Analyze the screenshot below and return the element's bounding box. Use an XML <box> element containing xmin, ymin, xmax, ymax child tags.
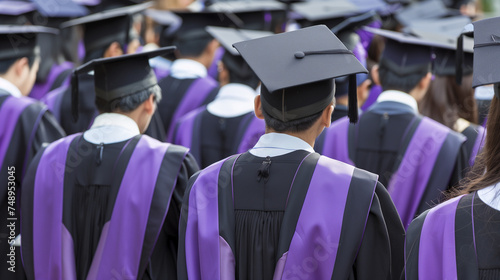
<box><xmin>144</xmin><ymin>9</ymin><xmax>181</xmax><ymax>47</ymax></box>
<box><xmin>233</xmin><ymin>25</ymin><xmax>368</xmax><ymax>123</ymax></box>
<box><xmin>0</xmin><ymin>25</ymin><xmax>58</xmax><ymax>60</ymax></box>
<box><xmin>71</xmin><ymin>46</ymin><xmax>176</xmax><ymax>121</ymax></box>
<box><xmin>0</xmin><ymin>0</ymin><xmax>36</xmax><ymax>25</ymax></box>
<box><xmin>395</xmin><ymin>0</ymin><xmax>458</xmax><ymax>27</ymax></box>
<box><xmin>31</xmin><ymin>0</ymin><xmax>89</xmax><ymax>18</ymax></box>
<box><xmin>291</xmin><ymin>1</ymin><xmax>362</xmax><ymax>29</ymax></box>
<box><xmin>205</xmin><ymin>1</ymin><xmax>287</xmax><ymax>31</ymax></box>
<box><xmin>61</xmin><ymin>2</ymin><xmax>152</xmax><ymax>54</ymax></box>
<box><xmin>457</xmin><ymin>17</ymin><xmax>500</xmax><ymax>90</ymax></box>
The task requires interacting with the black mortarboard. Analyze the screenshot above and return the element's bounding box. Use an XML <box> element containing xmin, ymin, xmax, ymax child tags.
<box><xmin>0</xmin><ymin>0</ymin><xmax>35</xmax><ymax>25</ymax></box>
<box><xmin>71</xmin><ymin>46</ymin><xmax>176</xmax><ymax>121</ymax></box>
<box><xmin>233</xmin><ymin>25</ymin><xmax>367</xmax><ymax>123</ymax></box>
<box><xmin>0</xmin><ymin>25</ymin><xmax>58</xmax><ymax>60</ymax></box>
<box><xmin>459</xmin><ymin>17</ymin><xmax>500</xmax><ymax>89</ymax></box>
<box><xmin>61</xmin><ymin>2</ymin><xmax>151</xmax><ymax>53</ymax></box>
<box><xmin>364</xmin><ymin>27</ymin><xmax>435</xmax><ymax>75</ymax></box>
<box><xmin>144</xmin><ymin>9</ymin><xmax>181</xmax><ymax>47</ymax></box>
<box><xmin>205</xmin><ymin>1</ymin><xmax>287</xmax><ymax>31</ymax></box>
<box><xmin>205</xmin><ymin>26</ymin><xmax>273</xmax><ymax>56</ymax></box>
<box><xmin>32</xmin><ymin>0</ymin><xmax>89</xmax><ymax>18</ymax></box>
<box><xmin>395</xmin><ymin>0</ymin><xmax>458</xmax><ymax>27</ymax></box>
<box><xmin>292</xmin><ymin>1</ymin><xmax>362</xmax><ymax>29</ymax></box>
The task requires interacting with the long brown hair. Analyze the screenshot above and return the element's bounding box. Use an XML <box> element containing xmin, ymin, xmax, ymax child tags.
<box><xmin>455</xmin><ymin>88</ymin><xmax>500</xmax><ymax>196</ymax></box>
<box><xmin>420</xmin><ymin>75</ymin><xmax>478</xmax><ymax>129</ymax></box>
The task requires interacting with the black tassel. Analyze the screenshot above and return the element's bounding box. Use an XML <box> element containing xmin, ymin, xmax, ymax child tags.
<box><xmin>71</xmin><ymin>70</ymin><xmax>79</xmax><ymax>122</ymax></box>
<box><xmin>456</xmin><ymin>34</ymin><xmax>464</xmax><ymax>85</ymax></box>
<box><xmin>257</xmin><ymin>156</ymin><xmax>272</xmax><ymax>182</ymax></box>
<box><xmin>348</xmin><ymin>75</ymin><xmax>358</xmax><ymax>123</ymax></box>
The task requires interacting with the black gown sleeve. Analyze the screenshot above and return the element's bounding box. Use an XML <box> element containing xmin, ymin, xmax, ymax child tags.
<box><xmin>351</xmin><ymin>182</ymin><xmax>405</xmax><ymax>280</ymax></box>
<box><xmin>145</xmin><ymin>153</ymin><xmax>199</xmax><ymax>280</ymax></box>
<box><xmin>30</xmin><ymin>110</ymin><xmax>66</xmax><ymax>154</ymax></box>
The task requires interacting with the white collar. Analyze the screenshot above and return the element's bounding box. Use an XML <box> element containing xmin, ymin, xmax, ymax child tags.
<box><xmin>475</xmin><ymin>85</ymin><xmax>495</xmax><ymax>101</ymax></box>
<box><xmin>83</xmin><ymin>113</ymin><xmax>141</xmax><ymax>144</ymax></box>
<box><xmin>169</xmin><ymin>59</ymin><xmax>207</xmax><ymax>79</ymax></box>
<box><xmin>376</xmin><ymin>90</ymin><xmax>419</xmax><ymax>113</ymax></box>
<box><xmin>0</xmin><ymin>77</ymin><xmax>22</xmax><ymax>98</ymax></box>
<box><xmin>478</xmin><ymin>182</ymin><xmax>500</xmax><ymax>211</ymax></box>
<box><xmin>206</xmin><ymin>83</ymin><xmax>258</xmax><ymax>118</ymax></box>
<box><xmin>249</xmin><ymin>132</ymin><xmax>315</xmax><ymax>157</ymax></box>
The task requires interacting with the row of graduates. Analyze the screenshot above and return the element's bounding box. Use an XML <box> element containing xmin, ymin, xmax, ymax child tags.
<box><xmin>0</xmin><ymin>1</ymin><xmax>496</xmax><ymax>280</ymax></box>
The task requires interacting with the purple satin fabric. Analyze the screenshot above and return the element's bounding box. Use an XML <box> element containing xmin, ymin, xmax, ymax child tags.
<box><xmin>236</xmin><ymin>116</ymin><xmax>265</xmax><ymax>154</ymax></box>
<box><xmin>356</xmin><ymin>20</ymin><xmax>382</xmax><ymax>52</ymax></box>
<box><xmin>417</xmin><ymin>195</ymin><xmax>464</xmax><ymax>279</ymax></box>
<box><xmin>87</xmin><ymin>137</ymin><xmax>170</xmax><ymax>279</ymax></box>
<box><xmin>33</xmin><ymin>134</ymin><xmax>79</xmax><ymax>280</ymax></box>
<box><xmin>279</xmin><ymin>156</ymin><xmax>356</xmax><ymax>279</ymax></box>
<box><xmin>185</xmin><ymin>160</ymin><xmax>226</xmax><ymax>279</ymax></box>
<box><xmin>208</xmin><ymin>47</ymin><xmax>225</xmax><ymax>80</ymax></box>
<box><xmin>388</xmin><ymin>118</ymin><xmax>449</xmax><ymax>229</ymax></box>
<box><xmin>219</xmin><ymin>236</ymin><xmax>235</xmax><ymax>280</ymax></box>
<box><xmin>173</xmin><ymin>106</ymin><xmax>206</xmax><ymax>149</ymax></box>
<box><xmin>321</xmin><ymin>117</ymin><xmax>354</xmax><ymax>165</ymax></box>
<box><xmin>61</xmin><ymin>226</ymin><xmax>77</xmax><ymax>280</ymax></box>
<box><xmin>361</xmin><ymin>85</ymin><xmax>382</xmax><ymax>111</ymax></box>
<box><xmin>0</xmin><ymin>96</ymin><xmax>34</xmax><ymax>169</ymax></box>
<box><xmin>469</xmin><ymin>126</ymin><xmax>486</xmax><ymax>166</ymax></box>
<box><xmin>29</xmin><ymin>61</ymin><xmax>73</xmax><ymax>100</ymax></box>
<box><xmin>166</xmin><ymin>77</ymin><xmax>218</xmax><ymax>142</ymax></box>
<box><xmin>273</xmin><ymin>252</ymin><xmax>288</xmax><ymax>280</ymax></box>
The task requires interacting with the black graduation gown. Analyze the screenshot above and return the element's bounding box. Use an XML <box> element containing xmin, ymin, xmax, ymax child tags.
<box><xmin>56</xmin><ymin>73</ymin><xmax>166</xmax><ymax>141</ymax></box>
<box><xmin>406</xmin><ymin>192</ymin><xmax>500</xmax><ymax>280</ymax></box>
<box><xmin>157</xmin><ymin>75</ymin><xmax>219</xmax><ymax>138</ymax></box>
<box><xmin>0</xmin><ymin>92</ymin><xmax>65</xmax><ymax>279</ymax></box>
<box><xmin>178</xmin><ymin>150</ymin><xmax>405</xmax><ymax>280</ymax></box>
<box><xmin>21</xmin><ymin>135</ymin><xmax>199</xmax><ymax>280</ymax></box>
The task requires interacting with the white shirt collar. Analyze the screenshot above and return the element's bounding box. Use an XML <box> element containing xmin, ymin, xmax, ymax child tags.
<box><xmin>169</xmin><ymin>59</ymin><xmax>207</xmax><ymax>79</ymax></box>
<box><xmin>478</xmin><ymin>182</ymin><xmax>500</xmax><ymax>211</ymax></box>
<box><xmin>206</xmin><ymin>83</ymin><xmax>258</xmax><ymax>118</ymax></box>
<box><xmin>0</xmin><ymin>77</ymin><xmax>22</xmax><ymax>98</ymax></box>
<box><xmin>249</xmin><ymin>132</ymin><xmax>315</xmax><ymax>157</ymax></box>
<box><xmin>83</xmin><ymin>113</ymin><xmax>140</xmax><ymax>144</ymax></box>
<box><xmin>376</xmin><ymin>90</ymin><xmax>419</xmax><ymax>113</ymax></box>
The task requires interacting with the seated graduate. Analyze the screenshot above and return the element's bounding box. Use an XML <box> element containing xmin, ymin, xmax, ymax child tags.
<box><xmin>177</xmin><ymin>25</ymin><xmax>405</xmax><ymax>280</ymax></box>
<box><xmin>405</xmin><ymin>17</ymin><xmax>500</xmax><ymax>279</ymax></box>
<box><xmin>0</xmin><ymin>25</ymin><xmax>66</xmax><ymax>278</ymax></box>
<box><xmin>42</xmin><ymin>2</ymin><xmax>168</xmax><ymax>140</ymax></box>
<box><xmin>319</xmin><ymin>27</ymin><xmax>468</xmax><ymax>229</ymax></box>
<box><xmin>21</xmin><ymin>47</ymin><xmax>199</xmax><ymax>280</ymax></box>
<box><xmin>172</xmin><ymin>26</ymin><xmax>268</xmax><ymax>168</ymax></box>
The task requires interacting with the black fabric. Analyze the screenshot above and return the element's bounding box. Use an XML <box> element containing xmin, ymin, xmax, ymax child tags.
<box><xmin>144</xmin><ymin>110</ymin><xmax>167</xmax><ymax>141</ymax></box>
<box><xmin>461</xmin><ymin>123</ymin><xmax>484</xmax><ymax>162</ymax></box>
<box><xmin>332</xmin><ymin>105</ymin><xmax>348</xmax><ymax>122</ymax></box>
<box><xmin>0</xmin><ymin>94</ymin><xmax>65</xmax><ymax>280</ymax></box>
<box><xmin>404</xmin><ymin>208</ymin><xmax>429</xmax><ymax>280</ymax></box>
<box><xmin>48</xmin><ymin>67</ymin><xmax>73</xmax><ymax>93</ymax></box>
<box><xmin>476</xmin><ymin>99</ymin><xmax>490</xmax><ymax>126</ymax></box>
<box><xmin>60</xmin><ymin>74</ymin><xmax>97</xmax><ymax>135</ymax></box>
<box><xmin>455</xmin><ymin>194</ymin><xmax>478</xmax><ymax>280</ymax></box>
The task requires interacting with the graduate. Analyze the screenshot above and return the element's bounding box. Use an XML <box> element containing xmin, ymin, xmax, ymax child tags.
<box><xmin>21</xmin><ymin>47</ymin><xmax>199</xmax><ymax>280</ymax></box>
<box><xmin>177</xmin><ymin>25</ymin><xmax>405</xmax><ymax>280</ymax></box>
<box><xmin>405</xmin><ymin>16</ymin><xmax>500</xmax><ymax>280</ymax></box>
<box><xmin>172</xmin><ymin>26</ymin><xmax>268</xmax><ymax>168</ymax></box>
<box><xmin>157</xmin><ymin>11</ymin><xmax>239</xmax><ymax>142</ymax></box>
<box><xmin>318</xmin><ymin>27</ymin><xmax>468</xmax><ymax>229</ymax></box>
<box><xmin>0</xmin><ymin>25</ymin><xmax>65</xmax><ymax>279</ymax></box>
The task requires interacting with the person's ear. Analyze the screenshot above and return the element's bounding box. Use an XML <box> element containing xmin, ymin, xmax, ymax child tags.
<box><xmin>322</xmin><ymin>102</ymin><xmax>334</xmax><ymax>128</ymax></box>
<box><xmin>14</xmin><ymin>57</ymin><xmax>29</xmax><ymax>77</ymax></box>
<box><xmin>254</xmin><ymin>95</ymin><xmax>264</xmax><ymax>119</ymax></box>
<box><xmin>143</xmin><ymin>93</ymin><xmax>155</xmax><ymax>115</ymax></box>
<box><xmin>419</xmin><ymin>72</ymin><xmax>432</xmax><ymax>90</ymax></box>
<box><xmin>218</xmin><ymin>61</ymin><xmax>230</xmax><ymax>86</ymax></box>
<box><xmin>206</xmin><ymin>39</ymin><xmax>220</xmax><ymax>56</ymax></box>
<box><xmin>371</xmin><ymin>64</ymin><xmax>381</xmax><ymax>86</ymax></box>
<box><xmin>103</xmin><ymin>41</ymin><xmax>123</xmax><ymax>58</ymax></box>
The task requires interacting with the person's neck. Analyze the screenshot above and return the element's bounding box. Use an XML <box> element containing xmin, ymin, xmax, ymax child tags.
<box><xmin>265</xmin><ymin>127</ymin><xmax>320</xmax><ymax>148</ymax></box>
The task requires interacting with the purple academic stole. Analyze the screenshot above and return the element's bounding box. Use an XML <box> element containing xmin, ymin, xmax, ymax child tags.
<box><xmin>184</xmin><ymin>155</ymin><xmax>375</xmax><ymax>279</ymax></box>
<box><xmin>321</xmin><ymin>117</ymin><xmax>354</xmax><ymax>165</ymax></box>
<box><xmin>236</xmin><ymin>116</ymin><xmax>265</xmax><ymax>154</ymax></box>
<box><xmin>0</xmin><ymin>96</ymin><xmax>34</xmax><ymax>168</ymax></box>
<box><xmin>361</xmin><ymin>85</ymin><xmax>382</xmax><ymax>111</ymax></box>
<box><xmin>207</xmin><ymin>47</ymin><xmax>225</xmax><ymax>79</ymax></box>
<box><xmin>173</xmin><ymin>106</ymin><xmax>206</xmax><ymax>149</ymax></box>
<box><xmin>166</xmin><ymin>77</ymin><xmax>218</xmax><ymax>142</ymax></box>
<box><xmin>469</xmin><ymin>125</ymin><xmax>486</xmax><ymax>166</ymax></box>
<box><xmin>29</xmin><ymin>61</ymin><xmax>73</xmax><ymax>100</ymax></box>
<box><xmin>415</xmin><ymin>195</ymin><xmax>465</xmax><ymax>279</ymax></box>
<box><xmin>30</xmin><ymin>135</ymin><xmax>181</xmax><ymax>279</ymax></box>
<box><xmin>388</xmin><ymin>117</ymin><xmax>450</xmax><ymax>228</ymax></box>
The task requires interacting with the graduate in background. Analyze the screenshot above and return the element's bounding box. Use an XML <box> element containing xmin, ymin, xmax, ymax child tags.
<box><xmin>172</xmin><ymin>26</ymin><xmax>267</xmax><ymax>168</ymax></box>
<box><xmin>319</xmin><ymin>27</ymin><xmax>468</xmax><ymax>229</ymax></box>
<box><xmin>0</xmin><ymin>25</ymin><xmax>65</xmax><ymax>279</ymax></box>
<box><xmin>21</xmin><ymin>47</ymin><xmax>199</xmax><ymax>280</ymax></box>
<box><xmin>178</xmin><ymin>25</ymin><xmax>404</xmax><ymax>280</ymax></box>
<box><xmin>405</xmin><ymin>16</ymin><xmax>500</xmax><ymax>280</ymax></box>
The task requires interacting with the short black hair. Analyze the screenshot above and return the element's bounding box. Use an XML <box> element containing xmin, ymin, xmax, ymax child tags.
<box><xmin>174</xmin><ymin>31</ymin><xmax>213</xmax><ymax>58</ymax></box>
<box><xmin>221</xmin><ymin>53</ymin><xmax>259</xmax><ymax>89</ymax></box>
<box><xmin>378</xmin><ymin>62</ymin><xmax>430</xmax><ymax>93</ymax></box>
<box><xmin>0</xmin><ymin>55</ymin><xmax>38</xmax><ymax>74</ymax></box>
<box><xmin>96</xmin><ymin>84</ymin><xmax>161</xmax><ymax>113</ymax></box>
<box><xmin>262</xmin><ymin>106</ymin><xmax>324</xmax><ymax>133</ymax></box>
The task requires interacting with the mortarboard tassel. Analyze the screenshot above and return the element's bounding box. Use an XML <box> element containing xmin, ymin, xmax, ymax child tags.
<box><xmin>348</xmin><ymin>75</ymin><xmax>358</xmax><ymax>123</ymax></box>
<box><xmin>456</xmin><ymin>33</ymin><xmax>464</xmax><ymax>85</ymax></box>
<box><xmin>71</xmin><ymin>70</ymin><xmax>79</xmax><ymax>122</ymax></box>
